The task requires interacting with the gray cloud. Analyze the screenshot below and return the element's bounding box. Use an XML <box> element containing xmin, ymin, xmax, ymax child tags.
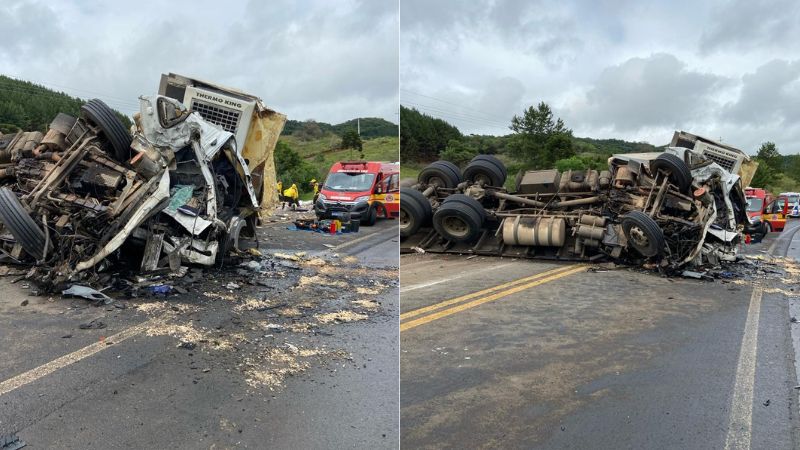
<box><xmin>699</xmin><ymin>0</ymin><xmax>800</xmax><ymax>54</ymax></box>
<box><xmin>723</xmin><ymin>59</ymin><xmax>800</xmax><ymax>125</ymax></box>
<box><xmin>401</xmin><ymin>0</ymin><xmax>800</xmax><ymax>153</ymax></box>
<box><xmin>569</xmin><ymin>53</ymin><xmax>728</xmax><ymax>131</ymax></box>
<box><xmin>0</xmin><ymin>0</ymin><xmax>398</xmax><ymax>124</ymax></box>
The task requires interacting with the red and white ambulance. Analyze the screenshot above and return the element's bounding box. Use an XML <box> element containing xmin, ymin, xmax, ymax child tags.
<box><xmin>314</xmin><ymin>161</ymin><xmax>400</xmax><ymax>225</ymax></box>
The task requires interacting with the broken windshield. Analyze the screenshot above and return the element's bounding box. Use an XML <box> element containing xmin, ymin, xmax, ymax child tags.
<box><xmin>324</xmin><ymin>172</ymin><xmax>376</xmax><ymax>192</ymax></box>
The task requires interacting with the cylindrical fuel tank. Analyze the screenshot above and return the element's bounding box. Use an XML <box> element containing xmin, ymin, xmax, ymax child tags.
<box><xmin>502</xmin><ymin>216</ymin><xmax>566</xmax><ymax>247</ymax></box>
<box><xmin>575</xmin><ymin>224</ymin><xmax>605</xmax><ymax>240</ymax></box>
<box><xmin>579</xmin><ymin>214</ymin><xmax>607</xmax><ymax>227</ymax></box>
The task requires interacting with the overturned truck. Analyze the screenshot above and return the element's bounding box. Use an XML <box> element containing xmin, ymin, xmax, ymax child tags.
<box><xmin>400</xmin><ymin>132</ymin><xmax>758</xmax><ymax>270</ymax></box>
<box><xmin>0</xmin><ymin>76</ymin><xmax>285</xmax><ymax>288</ymax></box>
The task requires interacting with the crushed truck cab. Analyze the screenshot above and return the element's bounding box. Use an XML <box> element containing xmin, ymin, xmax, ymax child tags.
<box><xmin>0</xmin><ymin>75</ymin><xmax>285</xmax><ymax>288</ymax></box>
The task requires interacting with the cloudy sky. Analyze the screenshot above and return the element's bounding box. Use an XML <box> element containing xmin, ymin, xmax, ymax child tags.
<box><xmin>0</xmin><ymin>0</ymin><xmax>398</xmax><ymax>124</ymax></box>
<box><xmin>401</xmin><ymin>0</ymin><xmax>800</xmax><ymax>154</ymax></box>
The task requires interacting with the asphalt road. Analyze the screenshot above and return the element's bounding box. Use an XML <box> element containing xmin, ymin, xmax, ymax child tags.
<box><xmin>400</xmin><ymin>220</ymin><xmax>800</xmax><ymax>449</ymax></box>
<box><xmin>0</xmin><ymin>214</ymin><xmax>399</xmax><ymax>449</ymax></box>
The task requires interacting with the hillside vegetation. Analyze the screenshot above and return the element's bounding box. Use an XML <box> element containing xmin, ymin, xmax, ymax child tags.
<box><xmin>400</xmin><ymin>104</ymin><xmax>799</xmax><ymax>192</ymax></box>
<box><xmin>283</xmin><ymin>117</ymin><xmax>398</xmax><ymax>139</ymax></box>
<box><xmin>0</xmin><ymin>75</ymin><xmax>132</xmax><ymax>133</ymax></box>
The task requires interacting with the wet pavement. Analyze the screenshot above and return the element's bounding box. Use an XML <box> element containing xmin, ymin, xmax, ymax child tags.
<box><xmin>400</xmin><ymin>220</ymin><xmax>800</xmax><ymax>449</ymax></box>
<box><xmin>0</xmin><ymin>214</ymin><xmax>399</xmax><ymax>449</ymax></box>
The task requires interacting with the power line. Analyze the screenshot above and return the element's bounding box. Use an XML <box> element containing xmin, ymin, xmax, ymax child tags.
<box><xmin>401</xmin><ymin>101</ymin><xmax>510</xmax><ymax>126</ymax></box>
<box><xmin>400</xmin><ymin>88</ymin><xmax>513</xmax><ymax>122</ymax></box>
<box><xmin>1</xmin><ymin>76</ymin><xmax>141</xmax><ymax>108</ymax></box>
<box><xmin>0</xmin><ymin>84</ymin><xmax>138</xmax><ymax>114</ymax></box>
<box><xmin>402</xmin><ymin>101</ymin><xmax>510</xmax><ymax>130</ymax></box>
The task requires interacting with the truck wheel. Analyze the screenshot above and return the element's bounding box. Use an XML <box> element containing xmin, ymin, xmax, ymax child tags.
<box><xmin>470</xmin><ymin>154</ymin><xmax>507</xmax><ymax>179</ymax></box>
<box><xmin>764</xmin><ymin>221</ymin><xmax>772</xmax><ymax>233</ymax></box>
<box><xmin>0</xmin><ymin>187</ymin><xmax>48</xmax><ymax>259</ymax></box>
<box><xmin>81</xmin><ymin>99</ymin><xmax>132</xmax><ymax>163</ymax></box>
<box><xmin>462</xmin><ymin>159</ymin><xmax>506</xmax><ymax>187</ymax></box>
<box><xmin>650</xmin><ymin>153</ymin><xmax>692</xmax><ymax>193</ymax></box>
<box><xmin>433</xmin><ymin>202</ymin><xmax>484</xmax><ymax>243</ymax></box>
<box><xmin>418</xmin><ymin>161</ymin><xmax>462</xmax><ymax>188</ymax></box>
<box><xmin>442</xmin><ymin>194</ymin><xmax>486</xmax><ymax>223</ymax></box>
<box><xmin>400</xmin><ymin>188</ymin><xmax>431</xmax><ymax>238</ymax></box>
<box><xmin>362</xmin><ymin>205</ymin><xmax>378</xmax><ymax>226</ymax></box>
<box><xmin>622</xmin><ymin>211</ymin><xmax>665</xmax><ymax>257</ymax></box>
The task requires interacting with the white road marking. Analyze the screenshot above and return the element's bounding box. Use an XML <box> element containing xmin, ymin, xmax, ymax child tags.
<box><xmin>400</xmin><ymin>262</ymin><xmax>514</xmax><ymax>293</ymax></box>
<box><xmin>724</xmin><ymin>283</ymin><xmax>763</xmax><ymax>450</ymax></box>
<box><xmin>0</xmin><ymin>318</ymin><xmax>156</xmax><ymax>397</ymax></box>
<box><xmin>327</xmin><ymin>230</ymin><xmax>384</xmax><ymax>251</ymax></box>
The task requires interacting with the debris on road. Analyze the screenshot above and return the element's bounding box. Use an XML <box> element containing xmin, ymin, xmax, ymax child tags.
<box><xmin>62</xmin><ymin>285</ymin><xmax>113</xmax><ymax>304</ymax></box>
<box><xmin>401</xmin><ymin>131</ymin><xmax>761</xmax><ymax>274</ymax></box>
<box><xmin>0</xmin><ymin>434</ymin><xmax>26</xmax><ymax>450</ymax></box>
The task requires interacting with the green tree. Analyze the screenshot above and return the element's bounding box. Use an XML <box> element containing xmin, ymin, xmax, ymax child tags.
<box><xmin>340</xmin><ymin>129</ymin><xmax>363</xmax><ymax>151</ymax></box>
<box><xmin>507</xmin><ymin>102</ymin><xmax>573</xmax><ymax>169</ymax></box>
<box><xmin>756</xmin><ymin>141</ymin><xmax>781</xmax><ymax>172</ymax></box>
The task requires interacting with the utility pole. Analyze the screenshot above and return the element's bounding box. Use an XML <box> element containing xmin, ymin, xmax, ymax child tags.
<box><xmin>357</xmin><ymin>118</ymin><xmax>360</xmax><ymax>136</ymax></box>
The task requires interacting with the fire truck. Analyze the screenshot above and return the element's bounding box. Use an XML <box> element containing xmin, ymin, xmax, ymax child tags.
<box><xmin>315</xmin><ymin>161</ymin><xmax>399</xmax><ymax>225</ymax></box>
<box><xmin>745</xmin><ymin>187</ymin><xmax>789</xmax><ymax>233</ymax></box>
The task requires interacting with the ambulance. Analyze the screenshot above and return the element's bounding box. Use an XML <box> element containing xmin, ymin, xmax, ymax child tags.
<box><xmin>315</xmin><ymin>161</ymin><xmax>400</xmax><ymax>225</ymax></box>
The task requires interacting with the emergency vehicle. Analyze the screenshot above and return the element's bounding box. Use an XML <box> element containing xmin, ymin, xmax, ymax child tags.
<box><xmin>779</xmin><ymin>192</ymin><xmax>800</xmax><ymax>218</ymax></box>
<box><xmin>315</xmin><ymin>161</ymin><xmax>400</xmax><ymax>225</ymax></box>
<box><xmin>745</xmin><ymin>187</ymin><xmax>789</xmax><ymax>233</ymax></box>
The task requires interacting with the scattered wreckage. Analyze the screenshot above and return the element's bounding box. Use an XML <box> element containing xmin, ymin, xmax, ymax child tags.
<box><xmin>0</xmin><ymin>75</ymin><xmax>285</xmax><ymax>289</ymax></box>
<box><xmin>400</xmin><ymin>132</ymin><xmax>759</xmax><ymax>271</ymax></box>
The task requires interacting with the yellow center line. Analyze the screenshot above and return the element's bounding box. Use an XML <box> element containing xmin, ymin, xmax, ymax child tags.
<box><xmin>400</xmin><ymin>264</ymin><xmax>582</xmax><ymax>321</ymax></box>
<box><xmin>400</xmin><ymin>265</ymin><xmax>586</xmax><ymax>332</ymax></box>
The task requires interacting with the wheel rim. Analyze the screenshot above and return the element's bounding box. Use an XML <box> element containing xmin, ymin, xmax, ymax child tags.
<box><xmin>399</xmin><ymin>208</ymin><xmax>412</xmax><ymax>231</ymax></box>
<box><xmin>427</xmin><ymin>175</ymin><xmax>447</xmax><ymax>187</ymax></box>
<box><xmin>629</xmin><ymin>225</ymin><xmax>650</xmax><ymax>249</ymax></box>
<box><xmin>473</xmin><ymin>173</ymin><xmax>492</xmax><ymax>185</ymax></box>
<box><xmin>442</xmin><ymin>215</ymin><xmax>469</xmax><ymax>238</ymax></box>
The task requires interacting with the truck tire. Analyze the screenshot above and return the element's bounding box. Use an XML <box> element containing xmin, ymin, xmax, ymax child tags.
<box><xmin>650</xmin><ymin>153</ymin><xmax>692</xmax><ymax>194</ymax></box>
<box><xmin>362</xmin><ymin>204</ymin><xmax>378</xmax><ymax>226</ymax></box>
<box><xmin>462</xmin><ymin>159</ymin><xmax>506</xmax><ymax>187</ymax></box>
<box><xmin>81</xmin><ymin>99</ymin><xmax>132</xmax><ymax>163</ymax></box>
<box><xmin>622</xmin><ymin>211</ymin><xmax>665</xmax><ymax>257</ymax></box>
<box><xmin>418</xmin><ymin>161</ymin><xmax>461</xmax><ymax>188</ymax></box>
<box><xmin>470</xmin><ymin>154</ymin><xmax>507</xmax><ymax>179</ymax></box>
<box><xmin>0</xmin><ymin>187</ymin><xmax>48</xmax><ymax>259</ymax></box>
<box><xmin>442</xmin><ymin>194</ymin><xmax>486</xmax><ymax>223</ymax></box>
<box><xmin>400</xmin><ymin>188</ymin><xmax>431</xmax><ymax>238</ymax></box>
<box><xmin>433</xmin><ymin>200</ymin><xmax>484</xmax><ymax>243</ymax></box>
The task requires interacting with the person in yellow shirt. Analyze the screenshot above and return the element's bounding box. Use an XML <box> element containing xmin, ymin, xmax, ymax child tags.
<box><xmin>276</xmin><ymin>180</ymin><xmax>283</xmax><ymax>196</ymax></box>
<box><xmin>282</xmin><ymin>183</ymin><xmax>299</xmax><ymax>209</ymax></box>
<box><xmin>310</xmin><ymin>178</ymin><xmax>320</xmax><ymax>203</ymax></box>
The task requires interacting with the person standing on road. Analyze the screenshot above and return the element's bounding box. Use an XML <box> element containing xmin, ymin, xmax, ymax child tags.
<box><xmin>311</xmin><ymin>178</ymin><xmax>320</xmax><ymax>203</ymax></box>
<box><xmin>282</xmin><ymin>183</ymin><xmax>299</xmax><ymax>210</ymax></box>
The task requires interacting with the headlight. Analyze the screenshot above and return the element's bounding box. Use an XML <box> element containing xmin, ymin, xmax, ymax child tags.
<box><xmin>317</xmin><ymin>193</ymin><xmax>326</xmax><ymax>201</ymax></box>
<box><xmin>750</xmin><ymin>215</ymin><xmax>761</xmax><ymax>224</ymax></box>
<box><xmin>355</xmin><ymin>195</ymin><xmax>371</xmax><ymax>203</ymax></box>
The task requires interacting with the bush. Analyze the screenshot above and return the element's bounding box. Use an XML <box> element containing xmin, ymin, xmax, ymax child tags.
<box><xmin>440</xmin><ymin>139</ymin><xmax>477</xmax><ymax>167</ymax></box>
<box><xmin>274</xmin><ymin>141</ymin><xmax>320</xmax><ymax>194</ymax></box>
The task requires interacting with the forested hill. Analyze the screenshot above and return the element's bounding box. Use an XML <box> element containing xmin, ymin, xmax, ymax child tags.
<box><xmin>0</xmin><ymin>75</ymin><xmax>132</xmax><ymax>133</ymax></box>
<box><xmin>282</xmin><ymin>117</ymin><xmax>398</xmax><ymax>139</ymax></box>
<box><xmin>399</xmin><ymin>105</ymin><xmax>658</xmax><ymax>163</ymax></box>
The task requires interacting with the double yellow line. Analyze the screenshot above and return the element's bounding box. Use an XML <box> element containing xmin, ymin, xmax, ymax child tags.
<box><xmin>400</xmin><ymin>264</ymin><xmax>585</xmax><ymax>332</ymax></box>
